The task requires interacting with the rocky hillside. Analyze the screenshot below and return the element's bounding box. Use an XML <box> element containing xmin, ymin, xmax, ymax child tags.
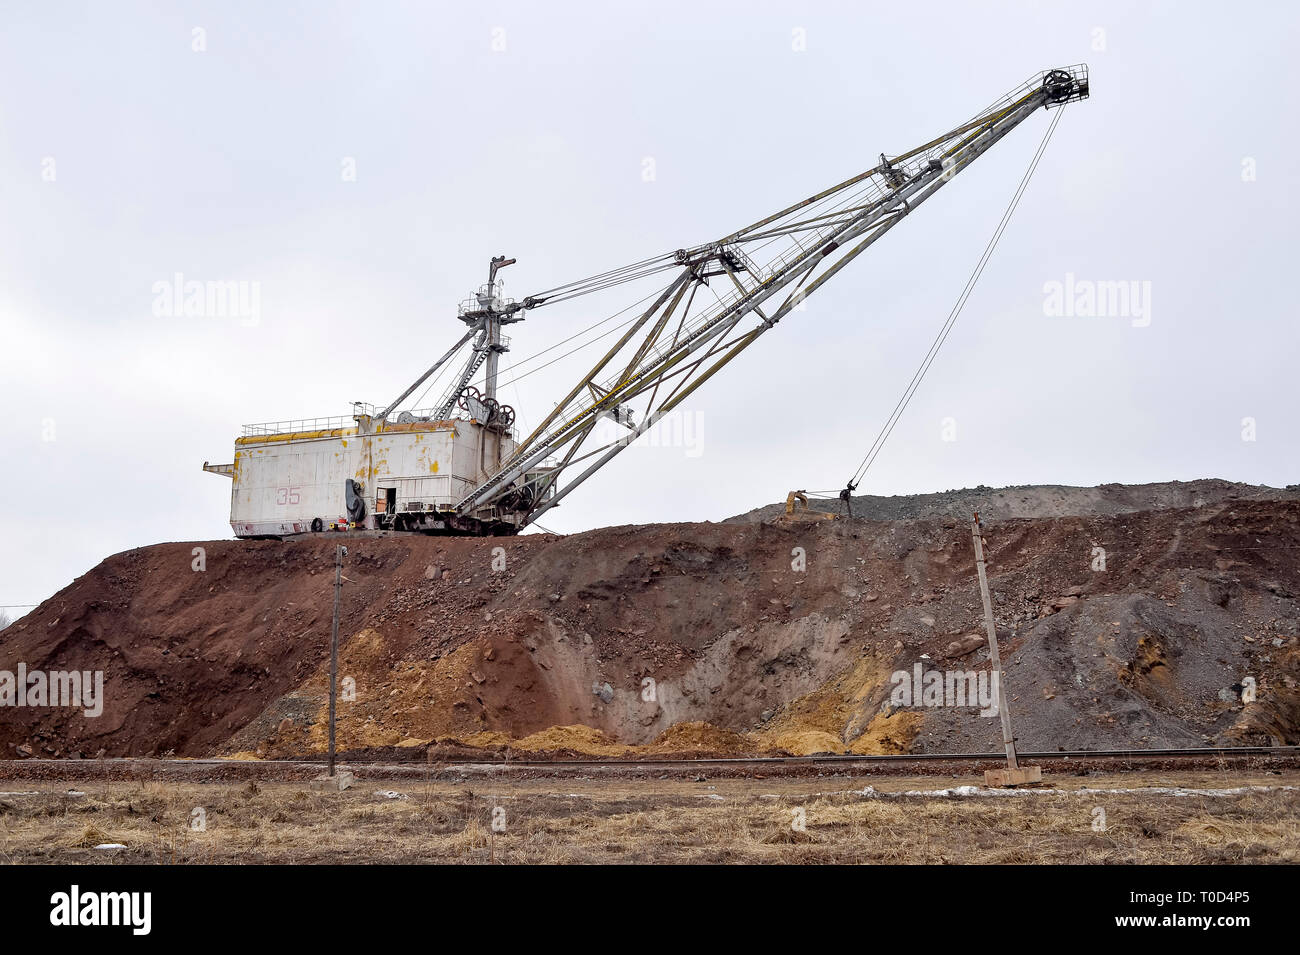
<box><xmin>2</xmin><ymin>484</ymin><xmax>1297</xmax><ymax>759</ymax></box>
<box><xmin>730</xmin><ymin>478</ymin><xmax>1300</xmax><ymax>524</ymax></box>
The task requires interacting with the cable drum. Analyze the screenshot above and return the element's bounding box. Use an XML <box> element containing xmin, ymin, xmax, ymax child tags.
<box><xmin>457</xmin><ymin>385</ymin><xmax>515</xmax><ymax>429</ymax></box>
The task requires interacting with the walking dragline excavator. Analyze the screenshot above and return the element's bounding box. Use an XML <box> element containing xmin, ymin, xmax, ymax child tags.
<box><xmin>204</xmin><ymin>66</ymin><xmax>1089</xmax><ymax>538</ymax></box>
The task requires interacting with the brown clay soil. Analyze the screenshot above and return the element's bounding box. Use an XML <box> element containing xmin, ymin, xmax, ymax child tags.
<box><xmin>2</xmin><ymin>481</ymin><xmax>1298</xmax><ymax>761</ymax></box>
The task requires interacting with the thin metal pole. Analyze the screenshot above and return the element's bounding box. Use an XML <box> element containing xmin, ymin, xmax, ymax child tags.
<box><xmin>328</xmin><ymin>544</ymin><xmax>342</xmax><ymax>777</ymax></box>
<box><xmin>972</xmin><ymin>514</ymin><xmax>1018</xmax><ymax>770</ymax></box>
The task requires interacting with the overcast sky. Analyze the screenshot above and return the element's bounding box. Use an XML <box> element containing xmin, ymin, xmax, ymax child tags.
<box><xmin>2</xmin><ymin>1</ymin><xmax>1297</xmax><ymax>615</ymax></box>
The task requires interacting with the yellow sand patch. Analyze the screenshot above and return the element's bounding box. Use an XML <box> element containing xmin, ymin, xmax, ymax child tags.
<box><xmin>282</xmin><ymin>630</ymin><xmax>492</xmax><ymax>754</ymax></box>
<box><xmin>454</xmin><ymin>731</ymin><xmax>513</xmax><ymax>749</ymax></box>
<box><xmin>763</xmin><ymin>729</ymin><xmax>848</xmax><ymax>755</ymax></box>
<box><xmin>647</xmin><ymin>721</ymin><xmax>752</xmax><ymax>755</ymax></box>
<box><xmin>848</xmin><ymin>710</ymin><xmax>922</xmax><ymax>754</ymax></box>
<box><xmin>509</xmin><ymin>725</ymin><xmax>633</xmax><ymax>757</ymax></box>
<box><xmin>752</xmin><ymin>652</ymin><xmax>903</xmax><ymax>754</ymax></box>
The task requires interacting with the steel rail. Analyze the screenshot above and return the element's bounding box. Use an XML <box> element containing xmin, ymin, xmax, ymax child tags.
<box><xmin>5</xmin><ymin>746</ymin><xmax>1296</xmax><ymax>773</ymax></box>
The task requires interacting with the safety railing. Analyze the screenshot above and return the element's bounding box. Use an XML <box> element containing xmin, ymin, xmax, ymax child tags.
<box><xmin>457</xmin><ymin>280</ymin><xmax>517</xmax><ymax>318</ymax></box>
<box><xmin>242</xmin><ymin>403</ymin><xmax>377</xmax><ymax>437</ymax></box>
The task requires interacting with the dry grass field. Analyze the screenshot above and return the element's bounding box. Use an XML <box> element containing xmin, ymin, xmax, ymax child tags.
<box><xmin>1</xmin><ymin>770</ymin><xmax>1297</xmax><ymax>864</ymax></box>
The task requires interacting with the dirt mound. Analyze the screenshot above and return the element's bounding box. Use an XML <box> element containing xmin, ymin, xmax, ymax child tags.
<box><xmin>3</xmin><ymin>487</ymin><xmax>1298</xmax><ymax>759</ymax></box>
<box><xmin>647</xmin><ymin>721</ymin><xmax>752</xmax><ymax>755</ymax></box>
<box><xmin>509</xmin><ymin>725</ymin><xmax>631</xmax><ymax>756</ymax></box>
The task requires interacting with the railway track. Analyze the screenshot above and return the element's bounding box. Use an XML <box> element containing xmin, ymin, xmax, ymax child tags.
<box><xmin>2</xmin><ymin>746</ymin><xmax>1296</xmax><ymax>780</ymax></box>
<box><xmin>422</xmin><ymin>745</ymin><xmax>1299</xmax><ymax>768</ymax></box>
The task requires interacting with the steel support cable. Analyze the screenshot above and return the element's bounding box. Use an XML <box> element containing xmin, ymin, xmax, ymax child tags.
<box><xmin>404</xmin><ymin>265</ymin><xmax>680</xmax><ymax>414</ymax></box>
<box><xmin>653</xmin><ymin>318</ymin><xmax>750</xmax><ymax>412</ymax></box>
<box><xmin>525</xmin><ymin>253</ymin><xmax>679</xmax><ymax>302</ymax></box>
<box><xmin>645</xmin><ymin>279</ymin><xmax>700</xmax><ymax>412</ymax></box>
<box><xmin>409</xmin><ymin>362</ymin><xmax>456</xmax><ymax>413</ymax></box>
<box><xmin>538</xmin><ymin>263</ymin><xmax>682</xmax><ymax>305</ymax></box>
<box><xmin>534</xmin><ymin>251</ymin><xmax>676</xmax><ymax>292</ymax></box>
<box><xmin>525</xmin><ymin>77</ymin><xmax>1054</xmax><ymax>314</ymax></box>
<box><xmin>741</xmin><ymin>173</ymin><xmax>895</xmax><ymax>262</ymax></box>
<box><xmin>668</xmin><ymin>159</ymin><xmax>895</xmax><ymax>275</ymax></box>
<box><xmin>847</xmin><ymin>109</ymin><xmax>1061</xmax><ymax>486</ymax></box>
<box><xmin>527</xmin><ymin>254</ymin><xmax>674</xmax><ymax>298</ymax></box>
<box><xmin>472</xmin><ymin>282</ymin><xmax>674</xmax><ymax>393</ymax></box>
<box><xmin>414</xmin><ymin>272</ymin><xmax>678</xmax><ymax>417</ymax></box>
<box><xmin>408</xmin><ymin>335</ymin><xmax>477</xmax><ymax>412</ymax></box>
<box><xmin>847</xmin><ymin>108</ymin><xmax>1064</xmax><ymax>488</ymax></box>
<box><xmin>520</xmin><ymin>181</ymin><xmax>884</xmax><ymax>307</ymax></box>
<box><xmin>521</xmin><ymin>179</ymin><xmax>905</xmax><ymax>471</ymax></box>
<box><xmin>756</xmin><ymin>93</ymin><xmax>1042</xmax><ymax>259</ymax></box>
<box><xmin>742</xmin><ymin>173</ymin><xmax>908</xmax><ymax>252</ymax></box>
<box><xmin>508</xmin><ymin>166</ymin><xmax>897</xmax><ymax>388</ymax></box>
<box><xmin>740</xmin><ymin>207</ymin><xmax>889</xmax><ymax>245</ymax></box>
<box><xmin>465</xmin><ymin>88</ymin><xmax>1062</xmax><ymax>514</ymax></box>
<box><xmin>485</xmin><ymin>273</ymin><xmax>694</xmax><ymax>465</ymax></box>
<box><xmin>739</xmin><ymin>149</ymin><xmax>933</xmax><ymax>271</ymax></box>
<box><xmin>498</xmin><ymin>350</ymin><xmax>530</xmax><ymax>437</ymax></box>
<box><xmin>538</xmin><ymin>105</ymin><xmax>1018</xmax><ymax>445</ymax></box>
<box><xmin>719</xmin><ymin>86</ymin><xmax>1038</xmax><ymax>251</ymax></box>
<box><xmin>581</xmin><ymin>113</ymin><xmax>1032</xmax><ymax>465</ymax></box>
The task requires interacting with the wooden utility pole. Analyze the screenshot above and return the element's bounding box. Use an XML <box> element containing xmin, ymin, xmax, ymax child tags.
<box><xmin>311</xmin><ymin>543</ymin><xmax>353</xmax><ymax>791</ymax></box>
<box><xmin>328</xmin><ymin>543</ymin><xmax>345</xmax><ymax>778</ymax></box>
<box><xmin>971</xmin><ymin>514</ymin><xmax>1041</xmax><ymax>787</ymax></box>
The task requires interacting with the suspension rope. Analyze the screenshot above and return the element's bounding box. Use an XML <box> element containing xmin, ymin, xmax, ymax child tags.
<box><xmin>847</xmin><ymin>108</ymin><xmax>1064</xmax><ymax>489</ymax></box>
<box><xmin>525</xmin><ymin>253</ymin><xmax>679</xmax><ymax>304</ymax></box>
<box><xmin>408</xmin><ymin>338</ymin><xmax>473</xmax><ymax>412</ymax></box>
<box><xmin>469</xmin><ymin>283</ymin><xmax>674</xmax><ymax>394</ymax></box>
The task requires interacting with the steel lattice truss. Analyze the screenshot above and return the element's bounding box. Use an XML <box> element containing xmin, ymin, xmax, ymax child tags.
<box><xmin>386</xmin><ymin>66</ymin><xmax>1088</xmax><ymax>529</ymax></box>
